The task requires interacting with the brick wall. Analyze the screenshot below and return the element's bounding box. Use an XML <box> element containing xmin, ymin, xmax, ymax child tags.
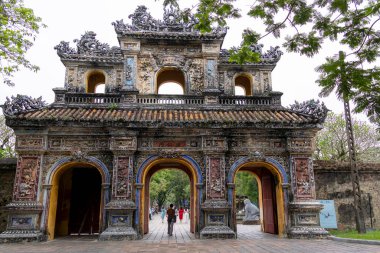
<box><xmin>0</xmin><ymin>158</ymin><xmax>16</xmax><ymax>233</ymax></box>
<box><xmin>314</xmin><ymin>160</ymin><xmax>380</xmax><ymax>230</ymax></box>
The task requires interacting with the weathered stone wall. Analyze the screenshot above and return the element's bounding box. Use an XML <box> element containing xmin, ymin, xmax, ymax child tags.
<box><xmin>0</xmin><ymin>158</ymin><xmax>16</xmax><ymax>233</ymax></box>
<box><xmin>314</xmin><ymin>160</ymin><xmax>380</xmax><ymax>230</ymax></box>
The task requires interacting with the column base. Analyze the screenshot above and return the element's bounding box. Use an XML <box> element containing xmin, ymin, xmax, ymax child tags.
<box><xmin>0</xmin><ymin>230</ymin><xmax>46</xmax><ymax>243</ymax></box>
<box><xmin>0</xmin><ymin>201</ymin><xmax>44</xmax><ymax>243</ymax></box>
<box><xmin>288</xmin><ymin>201</ymin><xmax>329</xmax><ymax>239</ymax></box>
<box><xmin>99</xmin><ymin>227</ymin><xmax>138</xmax><ymax>241</ymax></box>
<box><xmin>288</xmin><ymin>226</ymin><xmax>329</xmax><ymax>239</ymax></box>
<box><xmin>200</xmin><ymin>226</ymin><xmax>236</xmax><ymax>239</ymax></box>
<box><xmin>100</xmin><ymin>199</ymin><xmax>138</xmax><ymax>240</ymax></box>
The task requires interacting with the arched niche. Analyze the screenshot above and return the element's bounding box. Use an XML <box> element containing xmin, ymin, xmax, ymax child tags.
<box><xmin>234</xmin><ymin>74</ymin><xmax>253</xmax><ymax>96</ymax></box>
<box><xmin>156</xmin><ymin>67</ymin><xmax>185</xmax><ymax>95</ymax></box>
<box><xmin>86</xmin><ymin>70</ymin><xmax>106</xmax><ymax>93</ymax></box>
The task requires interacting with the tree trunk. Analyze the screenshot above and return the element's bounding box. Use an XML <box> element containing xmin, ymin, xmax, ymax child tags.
<box><xmin>343</xmin><ymin>99</ymin><xmax>366</xmax><ymax>233</ymax></box>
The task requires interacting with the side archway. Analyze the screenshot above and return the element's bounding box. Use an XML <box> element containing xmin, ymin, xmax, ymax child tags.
<box><xmin>135</xmin><ymin>155</ymin><xmax>203</xmax><ymax>236</ymax></box>
<box><xmin>227</xmin><ymin>156</ymin><xmax>288</xmax><ymax>236</ymax></box>
<box><xmin>43</xmin><ymin>156</ymin><xmax>110</xmax><ymax>240</ymax></box>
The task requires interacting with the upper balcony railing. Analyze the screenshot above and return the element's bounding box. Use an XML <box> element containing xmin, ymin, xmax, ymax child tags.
<box><xmin>53</xmin><ymin>88</ymin><xmax>282</xmax><ymax>108</ymax></box>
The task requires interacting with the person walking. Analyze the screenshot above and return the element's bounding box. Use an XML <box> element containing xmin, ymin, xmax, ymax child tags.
<box><xmin>160</xmin><ymin>207</ymin><xmax>166</xmax><ymax>223</ymax></box>
<box><xmin>178</xmin><ymin>207</ymin><xmax>184</xmax><ymax>223</ymax></box>
<box><xmin>184</xmin><ymin>208</ymin><xmax>189</xmax><ymax>224</ymax></box>
<box><xmin>166</xmin><ymin>204</ymin><xmax>175</xmax><ymax>236</ymax></box>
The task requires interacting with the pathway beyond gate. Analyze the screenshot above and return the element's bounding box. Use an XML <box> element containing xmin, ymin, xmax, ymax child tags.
<box><xmin>0</xmin><ymin>214</ymin><xmax>379</xmax><ymax>253</ymax></box>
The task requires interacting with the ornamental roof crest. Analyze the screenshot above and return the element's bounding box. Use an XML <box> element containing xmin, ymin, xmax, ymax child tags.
<box><xmin>112</xmin><ymin>5</ymin><xmax>227</xmax><ymax>37</ymax></box>
<box><xmin>54</xmin><ymin>31</ymin><xmax>122</xmax><ymax>59</ymax></box>
<box><xmin>220</xmin><ymin>45</ymin><xmax>283</xmax><ymax>64</ymax></box>
<box><xmin>289</xmin><ymin>99</ymin><xmax>329</xmax><ymax>123</ymax></box>
<box><xmin>2</xmin><ymin>95</ymin><xmax>46</xmax><ymax>116</ymax></box>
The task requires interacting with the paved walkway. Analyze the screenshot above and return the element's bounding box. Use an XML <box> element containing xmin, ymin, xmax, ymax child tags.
<box><xmin>0</xmin><ymin>215</ymin><xmax>379</xmax><ymax>253</ymax></box>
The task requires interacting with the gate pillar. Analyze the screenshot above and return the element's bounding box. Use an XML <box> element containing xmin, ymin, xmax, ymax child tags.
<box><xmin>200</xmin><ymin>138</ymin><xmax>236</xmax><ymax>238</ymax></box>
<box><xmin>99</xmin><ymin>136</ymin><xmax>138</xmax><ymax>240</ymax></box>
<box><xmin>287</xmin><ymin>157</ymin><xmax>328</xmax><ymax>238</ymax></box>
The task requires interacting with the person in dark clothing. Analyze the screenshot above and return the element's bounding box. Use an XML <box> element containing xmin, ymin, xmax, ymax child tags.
<box><xmin>166</xmin><ymin>204</ymin><xmax>175</xmax><ymax>236</ymax></box>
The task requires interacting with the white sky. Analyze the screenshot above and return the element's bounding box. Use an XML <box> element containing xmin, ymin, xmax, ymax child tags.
<box><xmin>0</xmin><ymin>0</ymin><xmax>370</xmax><ymax>121</ymax></box>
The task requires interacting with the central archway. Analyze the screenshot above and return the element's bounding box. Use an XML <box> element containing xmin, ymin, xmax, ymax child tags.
<box><xmin>136</xmin><ymin>155</ymin><xmax>202</xmax><ymax>236</ymax></box>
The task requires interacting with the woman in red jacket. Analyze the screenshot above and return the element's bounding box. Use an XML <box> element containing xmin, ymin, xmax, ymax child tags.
<box><xmin>178</xmin><ymin>207</ymin><xmax>184</xmax><ymax>223</ymax></box>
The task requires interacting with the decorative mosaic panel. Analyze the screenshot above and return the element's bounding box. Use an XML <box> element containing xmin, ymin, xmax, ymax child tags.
<box><xmin>206</xmin><ymin>157</ymin><xmax>225</xmax><ymax>199</ymax></box>
<box><xmin>206</xmin><ymin>59</ymin><xmax>217</xmax><ymax>88</ymax></box>
<box><xmin>13</xmin><ymin>156</ymin><xmax>41</xmax><ymax>201</ymax></box>
<box><xmin>125</xmin><ymin>57</ymin><xmax>136</xmax><ymax>88</ymax></box>
<box><xmin>153</xmin><ymin>140</ymin><xmax>187</xmax><ymax>148</ymax></box>
<box><xmin>16</xmin><ymin>136</ymin><xmax>44</xmax><ymax>150</ymax></box>
<box><xmin>292</xmin><ymin>157</ymin><xmax>315</xmax><ymax>199</ymax></box>
<box><xmin>208</xmin><ymin>214</ymin><xmax>225</xmax><ymax>225</ymax></box>
<box><xmin>113</xmin><ymin>156</ymin><xmax>133</xmax><ymax>198</ymax></box>
<box><xmin>111</xmin><ymin>215</ymin><xmax>129</xmax><ymax>226</ymax></box>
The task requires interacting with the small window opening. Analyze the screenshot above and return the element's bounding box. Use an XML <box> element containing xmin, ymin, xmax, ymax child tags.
<box><xmin>156</xmin><ymin>68</ymin><xmax>185</xmax><ymax>95</ymax></box>
<box><xmin>235</xmin><ymin>75</ymin><xmax>252</xmax><ymax>96</ymax></box>
<box><xmin>87</xmin><ymin>72</ymin><xmax>106</xmax><ymax>93</ymax></box>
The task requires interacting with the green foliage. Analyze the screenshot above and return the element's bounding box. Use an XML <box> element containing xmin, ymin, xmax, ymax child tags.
<box><xmin>149</xmin><ymin>169</ymin><xmax>190</xmax><ymax>209</ymax></box>
<box><xmin>329</xmin><ymin>229</ymin><xmax>380</xmax><ymax>240</ymax></box>
<box><xmin>0</xmin><ymin>115</ymin><xmax>15</xmax><ymax>158</ymax></box>
<box><xmin>161</xmin><ymin>0</ymin><xmax>380</xmax><ymax>126</ymax></box>
<box><xmin>315</xmin><ymin>112</ymin><xmax>380</xmax><ymax>162</ymax></box>
<box><xmin>235</xmin><ymin>171</ymin><xmax>258</xmax><ymax>205</ymax></box>
<box><xmin>0</xmin><ymin>0</ymin><xmax>45</xmax><ymax>86</ymax></box>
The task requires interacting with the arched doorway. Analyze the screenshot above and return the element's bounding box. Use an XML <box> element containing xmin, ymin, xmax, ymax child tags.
<box><xmin>46</xmin><ymin>162</ymin><xmax>106</xmax><ymax>240</ymax></box>
<box><xmin>136</xmin><ymin>156</ymin><xmax>202</xmax><ymax>236</ymax></box>
<box><xmin>228</xmin><ymin>158</ymin><xmax>287</xmax><ymax>237</ymax></box>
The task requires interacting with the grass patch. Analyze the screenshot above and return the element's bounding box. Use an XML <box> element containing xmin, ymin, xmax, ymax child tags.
<box><xmin>329</xmin><ymin>230</ymin><xmax>380</xmax><ymax>240</ymax></box>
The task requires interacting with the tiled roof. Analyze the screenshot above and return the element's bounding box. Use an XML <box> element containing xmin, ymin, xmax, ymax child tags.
<box><xmin>8</xmin><ymin>107</ymin><xmax>320</xmax><ymax>128</ymax></box>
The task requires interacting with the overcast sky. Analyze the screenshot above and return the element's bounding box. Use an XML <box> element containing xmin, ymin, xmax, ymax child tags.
<box><xmin>0</xmin><ymin>0</ymin><xmax>370</xmax><ymax>121</ymax></box>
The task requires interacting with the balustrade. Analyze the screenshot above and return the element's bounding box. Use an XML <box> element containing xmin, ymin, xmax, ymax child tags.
<box><xmin>54</xmin><ymin>91</ymin><xmax>281</xmax><ymax>107</ymax></box>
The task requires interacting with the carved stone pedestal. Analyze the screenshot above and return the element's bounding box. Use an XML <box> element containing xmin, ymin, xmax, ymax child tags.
<box><xmin>0</xmin><ymin>202</ymin><xmax>45</xmax><ymax>243</ymax></box>
<box><xmin>288</xmin><ymin>201</ymin><xmax>329</xmax><ymax>239</ymax></box>
<box><xmin>200</xmin><ymin>199</ymin><xmax>235</xmax><ymax>239</ymax></box>
<box><xmin>99</xmin><ymin>200</ymin><xmax>138</xmax><ymax>241</ymax></box>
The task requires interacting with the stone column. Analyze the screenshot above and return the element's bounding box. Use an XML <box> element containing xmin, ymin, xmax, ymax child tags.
<box><xmin>200</xmin><ymin>136</ymin><xmax>235</xmax><ymax>239</ymax></box>
<box><xmin>287</xmin><ymin>136</ymin><xmax>328</xmax><ymax>238</ymax></box>
<box><xmin>99</xmin><ymin>135</ymin><xmax>138</xmax><ymax>240</ymax></box>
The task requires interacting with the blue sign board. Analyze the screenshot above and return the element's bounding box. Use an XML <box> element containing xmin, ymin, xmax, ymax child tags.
<box><xmin>318</xmin><ymin>200</ymin><xmax>338</xmax><ymax>229</ymax></box>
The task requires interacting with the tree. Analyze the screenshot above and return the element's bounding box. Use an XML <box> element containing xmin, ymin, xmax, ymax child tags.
<box><xmin>149</xmin><ymin>169</ymin><xmax>190</xmax><ymax>209</ymax></box>
<box><xmin>0</xmin><ymin>0</ymin><xmax>45</xmax><ymax>86</ymax></box>
<box><xmin>315</xmin><ymin>112</ymin><xmax>380</xmax><ymax>162</ymax></box>
<box><xmin>0</xmin><ymin>115</ymin><xmax>15</xmax><ymax>158</ymax></box>
<box><xmin>235</xmin><ymin>171</ymin><xmax>258</xmax><ymax>205</ymax></box>
<box><xmin>165</xmin><ymin>0</ymin><xmax>380</xmax><ymax>127</ymax></box>
<box><xmin>164</xmin><ymin>0</ymin><xmax>380</xmax><ymax>234</ymax></box>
